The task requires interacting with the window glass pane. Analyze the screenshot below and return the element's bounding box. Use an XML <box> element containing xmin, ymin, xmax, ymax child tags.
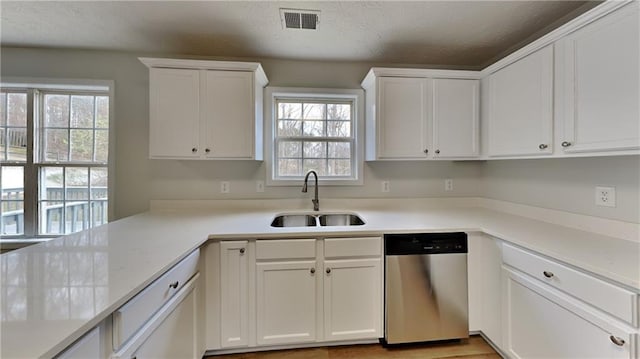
<box><xmin>327</xmin><ymin>121</ymin><xmax>350</xmax><ymax>138</ymax></box>
<box><xmin>303</xmin><ymin>159</ymin><xmax>327</xmax><ymax>175</ymax></box>
<box><xmin>66</xmin><ymin>202</ymin><xmax>89</xmax><ymax>234</ymax></box>
<box><xmin>303</xmin><ymin>141</ymin><xmax>327</xmax><ymax>158</ymax></box>
<box><xmin>44</xmin><ymin>129</ymin><xmax>69</xmax><ymax>162</ymax></box>
<box><xmin>95</xmin><ymin>130</ymin><xmax>108</xmax><ymax>162</ymax></box>
<box><xmin>70</xmin><ymin>129</ymin><xmax>94</xmax><ymax>161</ymax></box>
<box><xmin>90</xmin><ymin>168</ymin><xmax>108</xmax><ymax>200</ymax></box>
<box><xmin>66</xmin><ymin>167</ymin><xmax>89</xmax><ymax>200</ymax></box>
<box><xmin>41</xmin><ymin>167</ymin><xmax>64</xmax><ymax>201</ymax></box>
<box><xmin>1</xmin><ymin>166</ymin><xmax>24</xmax><ymax>235</ymax></box>
<box><xmin>328</xmin><ymin>142</ymin><xmax>351</xmax><ymax>158</ymax></box>
<box><xmin>0</xmin><ymin>92</ymin><xmax>6</xmax><ymax>126</ymax></box>
<box><xmin>278</xmin><ymin>141</ymin><xmax>301</xmax><ymax>158</ymax></box>
<box><xmin>90</xmin><ymin>201</ymin><xmax>108</xmax><ymax>227</ymax></box>
<box><xmin>40</xmin><ymin>201</ymin><xmax>64</xmax><ymax>235</ymax></box>
<box><xmin>6</xmin><ymin>128</ymin><xmax>27</xmax><ymax>162</ymax></box>
<box><xmin>327</xmin><ymin>104</ymin><xmax>351</xmax><ymax>120</ymax></box>
<box><xmin>7</xmin><ymin>93</ymin><xmax>27</xmax><ymax>127</ymax></box>
<box><xmin>278</xmin><ymin>159</ymin><xmax>301</xmax><ymax>176</ymax></box>
<box><xmin>303</xmin><ymin>103</ymin><xmax>325</xmax><ymax>120</ymax></box>
<box><xmin>0</xmin><ymin>128</ymin><xmax>5</xmax><ymax>161</ymax></box>
<box><xmin>278</xmin><ymin>102</ymin><xmax>302</xmax><ymax>120</ymax></box>
<box><xmin>277</xmin><ymin>120</ymin><xmax>302</xmax><ymax>137</ymax></box>
<box><xmin>96</xmin><ymin>96</ymin><xmax>109</xmax><ymax>129</ymax></box>
<box><xmin>328</xmin><ymin>159</ymin><xmax>352</xmax><ymax>176</ymax></box>
<box><xmin>302</xmin><ymin>120</ymin><xmax>324</xmax><ymax>137</ymax></box>
<box><xmin>44</xmin><ymin>95</ymin><xmax>70</xmax><ymax>127</ymax></box>
<box><xmin>70</xmin><ymin>96</ymin><xmax>94</xmax><ymax>128</ymax></box>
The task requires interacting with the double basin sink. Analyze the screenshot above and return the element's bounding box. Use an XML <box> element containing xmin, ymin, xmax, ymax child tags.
<box><xmin>271</xmin><ymin>213</ymin><xmax>365</xmax><ymax>227</ymax></box>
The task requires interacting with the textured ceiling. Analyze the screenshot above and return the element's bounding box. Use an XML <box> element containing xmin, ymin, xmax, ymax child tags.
<box><xmin>1</xmin><ymin>1</ymin><xmax>598</xmax><ymax>68</ymax></box>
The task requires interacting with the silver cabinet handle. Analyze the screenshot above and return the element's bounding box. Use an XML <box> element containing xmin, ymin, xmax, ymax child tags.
<box><xmin>539</xmin><ymin>144</ymin><xmax>548</xmax><ymax>150</ymax></box>
<box><xmin>239</xmin><ymin>248</ymin><xmax>245</xmax><ymax>254</ymax></box>
<box><xmin>543</xmin><ymin>271</ymin><xmax>554</xmax><ymax>278</ymax></box>
<box><xmin>169</xmin><ymin>281</ymin><xmax>179</xmax><ymax>289</ymax></box>
<box><xmin>310</xmin><ymin>268</ymin><xmax>315</xmax><ymax>274</ymax></box>
<box><xmin>423</xmin><ymin>149</ymin><xmax>429</xmax><ymax>154</ymax></box>
<box><xmin>205</xmin><ymin>148</ymin><xmax>211</xmax><ymax>153</ymax></box>
<box><xmin>435</xmin><ymin>149</ymin><xmax>440</xmax><ymax>154</ymax></box>
<box><xmin>561</xmin><ymin>141</ymin><xmax>572</xmax><ymax>147</ymax></box>
<box><xmin>326</xmin><ymin>268</ymin><xmax>331</xmax><ymax>274</ymax></box>
<box><xmin>610</xmin><ymin>335</ymin><xmax>625</xmax><ymax>346</ymax></box>
<box><xmin>191</xmin><ymin>147</ymin><xmax>198</xmax><ymax>153</ymax></box>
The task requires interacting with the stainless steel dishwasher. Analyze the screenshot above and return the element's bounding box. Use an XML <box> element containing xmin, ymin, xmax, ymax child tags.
<box><xmin>384</xmin><ymin>232</ymin><xmax>468</xmax><ymax>345</ymax></box>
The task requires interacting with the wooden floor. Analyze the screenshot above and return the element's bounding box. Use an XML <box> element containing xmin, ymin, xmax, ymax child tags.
<box><xmin>208</xmin><ymin>336</ymin><xmax>500</xmax><ymax>359</ymax></box>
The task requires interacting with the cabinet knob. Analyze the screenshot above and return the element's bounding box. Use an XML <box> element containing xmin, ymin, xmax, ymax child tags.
<box><xmin>191</xmin><ymin>147</ymin><xmax>198</xmax><ymax>153</ymax></box>
<box><xmin>169</xmin><ymin>281</ymin><xmax>179</xmax><ymax>289</ymax></box>
<box><xmin>538</xmin><ymin>144</ymin><xmax>548</xmax><ymax>150</ymax></box>
<box><xmin>561</xmin><ymin>141</ymin><xmax>572</xmax><ymax>147</ymax></box>
<box><xmin>239</xmin><ymin>248</ymin><xmax>245</xmax><ymax>254</ymax></box>
<box><xmin>310</xmin><ymin>268</ymin><xmax>315</xmax><ymax>274</ymax></box>
<box><xmin>423</xmin><ymin>149</ymin><xmax>429</xmax><ymax>154</ymax></box>
<box><xmin>543</xmin><ymin>271</ymin><xmax>554</xmax><ymax>278</ymax></box>
<box><xmin>326</xmin><ymin>268</ymin><xmax>331</xmax><ymax>274</ymax></box>
<box><xmin>610</xmin><ymin>335</ymin><xmax>625</xmax><ymax>346</ymax></box>
<box><xmin>205</xmin><ymin>148</ymin><xmax>211</xmax><ymax>153</ymax></box>
<box><xmin>435</xmin><ymin>149</ymin><xmax>440</xmax><ymax>154</ymax></box>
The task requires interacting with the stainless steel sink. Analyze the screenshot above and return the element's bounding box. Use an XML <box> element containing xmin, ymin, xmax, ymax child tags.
<box><xmin>271</xmin><ymin>214</ymin><xmax>317</xmax><ymax>227</ymax></box>
<box><xmin>318</xmin><ymin>214</ymin><xmax>365</xmax><ymax>226</ymax></box>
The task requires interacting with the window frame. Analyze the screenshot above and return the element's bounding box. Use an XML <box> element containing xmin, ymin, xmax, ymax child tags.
<box><xmin>265</xmin><ymin>87</ymin><xmax>364</xmax><ymax>186</ymax></box>
<box><xmin>0</xmin><ymin>78</ymin><xmax>114</xmax><ymax>241</ymax></box>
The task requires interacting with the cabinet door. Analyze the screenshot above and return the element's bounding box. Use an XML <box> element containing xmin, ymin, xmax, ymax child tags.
<box><xmin>256</xmin><ymin>261</ymin><xmax>318</xmax><ymax>345</ymax></box>
<box><xmin>432</xmin><ymin>79</ymin><xmax>479</xmax><ymax>158</ymax></box>
<box><xmin>560</xmin><ymin>3</ymin><xmax>639</xmax><ymax>153</ymax></box>
<box><xmin>56</xmin><ymin>326</ymin><xmax>102</xmax><ymax>359</ymax></box>
<box><xmin>132</xmin><ymin>285</ymin><xmax>198</xmax><ymax>359</ymax></box>
<box><xmin>488</xmin><ymin>45</ymin><xmax>553</xmax><ymax>157</ymax></box>
<box><xmin>149</xmin><ymin>68</ymin><xmax>200</xmax><ymax>159</ymax></box>
<box><xmin>203</xmin><ymin>71</ymin><xmax>255</xmax><ymax>159</ymax></box>
<box><xmin>219</xmin><ymin>241</ymin><xmax>249</xmax><ymax>348</ymax></box>
<box><xmin>503</xmin><ymin>268</ymin><xmax>634</xmax><ymax>359</ymax></box>
<box><xmin>323</xmin><ymin>258</ymin><xmax>382</xmax><ymax>341</ymax></box>
<box><xmin>377</xmin><ymin>77</ymin><xmax>430</xmax><ymax>159</ymax></box>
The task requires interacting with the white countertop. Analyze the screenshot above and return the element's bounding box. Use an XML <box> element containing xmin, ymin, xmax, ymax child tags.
<box><xmin>1</xmin><ymin>198</ymin><xmax>638</xmax><ymax>358</ymax></box>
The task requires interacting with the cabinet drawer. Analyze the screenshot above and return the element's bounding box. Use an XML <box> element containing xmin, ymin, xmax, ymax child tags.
<box><xmin>324</xmin><ymin>237</ymin><xmax>381</xmax><ymax>258</ymax></box>
<box><xmin>503</xmin><ymin>244</ymin><xmax>638</xmax><ymax>326</ymax></box>
<box><xmin>113</xmin><ymin>249</ymin><xmax>200</xmax><ymax>349</ymax></box>
<box><xmin>256</xmin><ymin>239</ymin><xmax>316</xmax><ymax>260</ymax></box>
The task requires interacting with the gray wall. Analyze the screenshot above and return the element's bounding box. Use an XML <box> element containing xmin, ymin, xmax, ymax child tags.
<box><xmin>1</xmin><ymin>47</ymin><xmax>638</xmax><ymax>223</ymax></box>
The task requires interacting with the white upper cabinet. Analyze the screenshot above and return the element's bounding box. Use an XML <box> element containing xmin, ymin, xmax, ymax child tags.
<box><xmin>361</xmin><ymin>68</ymin><xmax>481</xmax><ymax>160</ymax></box>
<box><xmin>487</xmin><ymin>45</ymin><xmax>554</xmax><ymax>157</ymax></box>
<box><xmin>376</xmin><ymin>77</ymin><xmax>430</xmax><ymax>159</ymax></box>
<box><xmin>558</xmin><ymin>2</ymin><xmax>639</xmax><ymax>154</ymax></box>
<box><xmin>432</xmin><ymin>79</ymin><xmax>479</xmax><ymax>158</ymax></box>
<box><xmin>140</xmin><ymin>58</ymin><xmax>268</xmax><ymax>160</ymax></box>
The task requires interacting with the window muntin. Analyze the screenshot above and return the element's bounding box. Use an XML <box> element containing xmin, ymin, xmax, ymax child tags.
<box><xmin>274</xmin><ymin>99</ymin><xmax>355</xmax><ymax>179</ymax></box>
<box><xmin>0</xmin><ymin>86</ymin><xmax>110</xmax><ymax>239</ymax></box>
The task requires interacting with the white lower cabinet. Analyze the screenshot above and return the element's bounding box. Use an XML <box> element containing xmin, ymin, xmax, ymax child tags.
<box><xmin>503</xmin><ymin>267</ymin><xmax>635</xmax><ymax>359</ymax></box>
<box><xmin>323</xmin><ymin>258</ymin><xmax>382</xmax><ymax>341</ymax></box>
<box><xmin>256</xmin><ymin>260</ymin><xmax>319</xmax><ymax>345</ymax></box>
<box><xmin>209</xmin><ymin>237</ymin><xmax>383</xmax><ymax>353</ymax></box>
<box><xmin>114</xmin><ymin>274</ymin><xmax>200</xmax><ymax>359</ymax></box>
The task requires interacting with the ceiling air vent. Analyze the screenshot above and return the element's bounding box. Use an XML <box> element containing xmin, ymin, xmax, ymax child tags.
<box><xmin>280</xmin><ymin>8</ymin><xmax>320</xmax><ymax>30</ymax></box>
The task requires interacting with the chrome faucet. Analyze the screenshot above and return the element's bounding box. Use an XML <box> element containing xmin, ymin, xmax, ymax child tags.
<box><xmin>302</xmin><ymin>170</ymin><xmax>319</xmax><ymax>211</ymax></box>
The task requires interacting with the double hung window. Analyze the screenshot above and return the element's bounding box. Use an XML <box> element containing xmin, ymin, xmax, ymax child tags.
<box><xmin>0</xmin><ymin>83</ymin><xmax>111</xmax><ymax>239</ymax></box>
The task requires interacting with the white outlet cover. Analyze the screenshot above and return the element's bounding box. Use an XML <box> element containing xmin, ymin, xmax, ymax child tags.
<box><xmin>445</xmin><ymin>179</ymin><xmax>453</xmax><ymax>192</ymax></box>
<box><xmin>382</xmin><ymin>181</ymin><xmax>390</xmax><ymax>193</ymax></box>
<box><xmin>220</xmin><ymin>181</ymin><xmax>230</xmax><ymax>193</ymax></box>
<box><xmin>256</xmin><ymin>180</ymin><xmax>265</xmax><ymax>193</ymax></box>
<box><xmin>595</xmin><ymin>186</ymin><xmax>615</xmax><ymax>207</ymax></box>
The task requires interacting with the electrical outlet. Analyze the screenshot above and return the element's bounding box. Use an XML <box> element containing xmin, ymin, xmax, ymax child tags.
<box><xmin>595</xmin><ymin>186</ymin><xmax>615</xmax><ymax>207</ymax></box>
<box><xmin>220</xmin><ymin>181</ymin><xmax>230</xmax><ymax>194</ymax></box>
<box><xmin>445</xmin><ymin>179</ymin><xmax>453</xmax><ymax>192</ymax></box>
<box><xmin>382</xmin><ymin>181</ymin><xmax>390</xmax><ymax>193</ymax></box>
<box><xmin>256</xmin><ymin>180</ymin><xmax>265</xmax><ymax>193</ymax></box>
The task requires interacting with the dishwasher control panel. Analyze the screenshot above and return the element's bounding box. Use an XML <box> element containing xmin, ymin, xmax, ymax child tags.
<box><xmin>384</xmin><ymin>232</ymin><xmax>467</xmax><ymax>255</ymax></box>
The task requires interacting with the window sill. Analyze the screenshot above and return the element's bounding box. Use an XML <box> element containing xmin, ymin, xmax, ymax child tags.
<box><xmin>0</xmin><ymin>238</ymin><xmax>51</xmax><ymax>252</ymax></box>
<box><xmin>267</xmin><ymin>177</ymin><xmax>364</xmax><ymax>186</ymax></box>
